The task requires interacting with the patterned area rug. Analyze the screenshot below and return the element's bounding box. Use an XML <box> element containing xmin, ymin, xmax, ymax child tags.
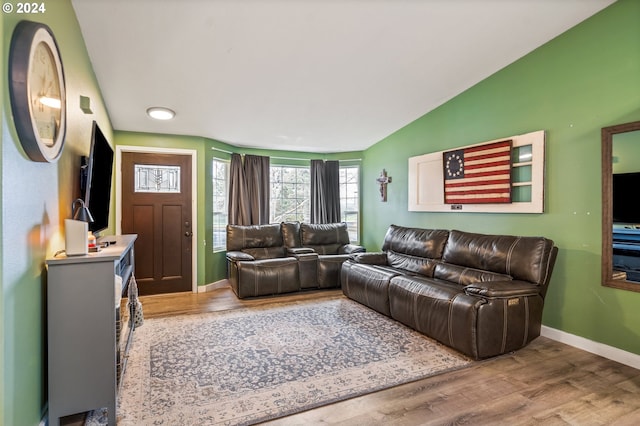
<box><xmin>108</xmin><ymin>296</ymin><xmax>472</xmax><ymax>425</ymax></box>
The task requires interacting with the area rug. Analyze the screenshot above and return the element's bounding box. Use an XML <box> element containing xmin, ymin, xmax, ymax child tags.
<box><xmin>108</xmin><ymin>296</ymin><xmax>472</xmax><ymax>425</ymax></box>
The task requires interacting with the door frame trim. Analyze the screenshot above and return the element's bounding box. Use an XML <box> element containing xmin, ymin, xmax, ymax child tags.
<box><xmin>115</xmin><ymin>145</ymin><xmax>198</xmax><ymax>293</ymax></box>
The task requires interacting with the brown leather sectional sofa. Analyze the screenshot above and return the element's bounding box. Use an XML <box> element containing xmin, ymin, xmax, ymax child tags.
<box><xmin>226</xmin><ymin>222</ymin><xmax>365</xmax><ymax>298</ymax></box>
<box><xmin>342</xmin><ymin>224</ymin><xmax>558</xmax><ymax>359</ymax></box>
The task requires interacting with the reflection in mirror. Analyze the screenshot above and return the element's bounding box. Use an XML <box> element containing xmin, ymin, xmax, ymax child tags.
<box><xmin>602</xmin><ymin>121</ymin><xmax>640</xmax><ymax>291</ymax></box>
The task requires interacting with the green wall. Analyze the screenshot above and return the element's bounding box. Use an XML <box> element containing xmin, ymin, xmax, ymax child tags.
<box><xmin>360</xmin><ymin>0</ymin><xmax>640</xmax><ymax>355</ymax></box>
<box><xmin>1</xmin><ymin>1</ymin><xmax>112</xmax><ymax>424</ymax></box>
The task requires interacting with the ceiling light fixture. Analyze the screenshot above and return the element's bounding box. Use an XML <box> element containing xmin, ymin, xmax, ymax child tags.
<box><xmin>147</xmin><ymin>107</ymin><xmax>175</xmax><ymax>120</ymax></box>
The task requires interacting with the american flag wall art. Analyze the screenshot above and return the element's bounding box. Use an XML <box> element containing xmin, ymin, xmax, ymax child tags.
<box><xmin>443</xmin><ymin>140</ymin><xmax>513</xmax><ymax>204</ymax></box>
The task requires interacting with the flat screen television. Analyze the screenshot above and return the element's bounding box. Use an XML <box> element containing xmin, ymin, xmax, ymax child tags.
<box><xmin>612</xmin><ymin>172</ymin><xmax>640</xmax><ymax>225</ymax></box>
<box><xmin>84</xmin><ymin>121</ymin><xmax>114</xmax><ymax>235</ymax></box>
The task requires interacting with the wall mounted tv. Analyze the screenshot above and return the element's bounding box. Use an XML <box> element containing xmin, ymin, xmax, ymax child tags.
<box><xmin>613</xmin><ymin>172</ymin><xmax>640</xmax><ymax>225</ymax></box>
<box><xmin>84</xmin><ymin>121</ymin><xmax>114</xmax><ymax>235</ymax></box>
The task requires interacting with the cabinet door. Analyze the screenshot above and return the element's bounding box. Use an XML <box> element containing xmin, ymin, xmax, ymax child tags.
<box><xmin>47</xmin><ymin>260</ymin><xmax>117</xmax><ymax>425</ymax></box>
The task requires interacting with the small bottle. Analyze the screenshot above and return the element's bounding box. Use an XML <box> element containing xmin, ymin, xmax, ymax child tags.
<box><xmin>88</xmin><ymin>232</ymin><xmax>97</xmax><ymax>249</ymax></box>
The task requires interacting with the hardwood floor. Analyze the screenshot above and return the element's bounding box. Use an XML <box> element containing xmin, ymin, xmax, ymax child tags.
<box><xmin>138</xmin><ymin>283</ymin><xmax>640</xmax><ymax>425</ymax></box>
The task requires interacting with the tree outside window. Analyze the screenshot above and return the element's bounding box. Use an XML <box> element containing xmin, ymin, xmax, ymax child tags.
<box><xmin>270</xmin><ymin>165</ymin><xmax>311</xmax><ymax>223</ymax></box>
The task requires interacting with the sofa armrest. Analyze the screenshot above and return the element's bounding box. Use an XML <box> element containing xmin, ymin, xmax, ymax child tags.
<box><xmin>350</xmin><ymin>252</ymin><xmax>388</xmax><ymax>265</ymax></box>
<box><xmin>226</xmin><ymin>251</ymin><xmax>255</xmax><ymax>262</ymax></box>
<box><xmin>340</xmin><ymin>244</ymin><xmax>366</xmax><ymax>255</ymax></box>
<box><xmin>287</xmin><ymin>247</ymin><xmax>316</xmax><ymax>255</ymax></box>
<box><xmin>464</xmin><ymin>280</ymin><xmax>540</xmax><ymax>298</ymax></box>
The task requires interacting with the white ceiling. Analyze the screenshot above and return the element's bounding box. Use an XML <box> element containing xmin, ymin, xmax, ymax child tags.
<box><xmin>71</xmin><ymin>0</ymin><xmax>615</xmax><ymax>153</ymax></box>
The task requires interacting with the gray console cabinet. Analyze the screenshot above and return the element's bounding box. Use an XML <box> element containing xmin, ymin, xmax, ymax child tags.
<box><xmin>46</xmin><ymin>234</ymin><xmax>137</xmax><ymax>426</ymax></box>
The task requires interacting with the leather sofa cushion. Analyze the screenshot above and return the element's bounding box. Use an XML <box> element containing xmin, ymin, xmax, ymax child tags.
<box><xmin>301</xmin><ymin>223</ymin><xmax>350</xmax><ymax>245</ymax></box>
<box><xmin>388</xmin><ymin>275</ymin><xmax>470</xmax><ymax>347</ymax></box>
<box><xmin>300</xmin><ymin>222</ymin><xmax>350</xmax><ymax>254</ymax></box>
<box><xmin>442</xmin><ymin>230</ymin><xmax>555</xmax><ymax>285</ymax></box>
<box><xmin>341</xmin><ymin>262</ymin><xmax>400</xmax><ymax>316</ymax></box>
<box><xmin>226</xmin><ymin>223</ymin><xmax>283</xmax><ymax>251</ymax></box>
<box><xmin>236</xmin><ymin>257</ymin><xmax>299</xmax><ymax>297</ymax></box>
<box><xmin>281</xmin><ymin>221</ymin><xmax>301</xmax><ymax>247</ymax></box>
<box><xmin>387</xmin><ymin>250</ymin><xmax>439</xmax><ymax>277</ymax></box>
<box><xmin>306</xmin><ymin>243</ymin><xmax>343</xmax><ymax>255</ymax></box>
<box><xmin>351</xmin><ymin>252</ymin><xmax>388</xmax><ymax>265</ymax></box>
<box><xmin>242</xmin><ymin>246</ymin><xmax>286</xmax><ymax>260</ymax></box>
<box><xmin>381</xmin><ymin>225</ymin><xmax>449</xmax><ymax>259</ymax></box>
<box><xmin>434</xmin><ymin>262</ymin><xmax>512</xmax><ymax>286</ymax></box>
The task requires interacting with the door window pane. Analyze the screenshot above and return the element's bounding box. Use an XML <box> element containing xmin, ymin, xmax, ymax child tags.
<box><xmin>134</xmin><ymin>164</ymin><xmax>181</xmax><ymax>193</ymax></box>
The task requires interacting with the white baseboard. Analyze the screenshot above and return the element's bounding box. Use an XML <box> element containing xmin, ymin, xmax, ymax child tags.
<box><xmin>541</xmin><ymin>325</ymin><xmax>640</xmax><ymax>370</ymax></box>
<box><xmin>197</xmin><ymin>279</ymin><xmax>228</xmax><ymax>293</ymax></box>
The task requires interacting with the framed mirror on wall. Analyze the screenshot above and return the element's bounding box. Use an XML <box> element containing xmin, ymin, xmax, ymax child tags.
<box><xmin>602</xmin><ymin>120</ymin><xmax>640</xmax><ymax>292</ymax></box>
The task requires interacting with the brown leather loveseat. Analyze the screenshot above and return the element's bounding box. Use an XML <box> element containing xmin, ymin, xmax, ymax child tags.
<box><xmin>226</xmin><ymin>222</ymin><xmax>364</xmax><ymax>298</ymax></box>
<box><xmin>341</xmin><ymin>224</ymin><xmax>558</xmax><ymax>359</ymax></box>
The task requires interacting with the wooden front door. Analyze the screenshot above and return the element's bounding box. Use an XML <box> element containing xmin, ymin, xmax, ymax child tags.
<box><xmin>122</xmin><ymin>152</ymin><xmax>192</xmax><ymax>295</ymax></box>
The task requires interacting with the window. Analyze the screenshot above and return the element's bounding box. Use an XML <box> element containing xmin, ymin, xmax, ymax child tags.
<box><xmin>270</xmin><ymin>165</ymin><xmax>311</xmax><ymax>223</ymax></box>
<box><xmin>340</xmin><ymin>165</ymin><xmax>360</xmax><ymax>243</ymax></box>
<box><xmin>134</xmin><ymin>164</ymin><xmax>181</xmax><ymax>193</ymax></box>
<box><xmin>217</xmin><ymin>161</ymin><xmax>359</xmax><ymax>247</ymax></box>
<box><xmin>212</xmin><ymin>159</ymin><xmax>229</xmax><ymax>251</ymax></box>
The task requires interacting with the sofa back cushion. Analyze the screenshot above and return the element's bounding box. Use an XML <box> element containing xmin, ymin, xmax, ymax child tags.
<box><xmin>226</xmin><ymin>223</ymin><xmax>284</xmax><ymax>253</ymax></box>
<box><xmin>281</xmin><ymin>221</ymin><xmax>302</xmax><ymax>247</ymax></box>
<box><xmin>442</xmin><ymin>230</ymin><xmax>556</xmax><ymax>285</ymax></box>
<box><xmin>300</xmin><ymin>222</ymin><xmax>350</xmax><ymax>254</ymax></box>
<box><xmin>387</xmin><ymin>251</ymin><xmax>440</xmax><ymax>276</ymax></box>
<box><xmin>381</xmin><ymin>225</ymin><xmax>449</xmax><ymax>259</ymax></box>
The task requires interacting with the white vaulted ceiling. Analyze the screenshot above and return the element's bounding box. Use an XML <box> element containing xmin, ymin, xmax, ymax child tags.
<box><xmin>71</xmin><ymin>0</ymin><xmax>615</xmax><ymax>153</ymax></box>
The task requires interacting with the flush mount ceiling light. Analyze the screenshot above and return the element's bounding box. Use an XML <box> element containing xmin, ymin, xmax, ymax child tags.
<box><xmin>147</xmin><ymin>107</ymin><xmax>175</xmax><ymax>120</ymax></box>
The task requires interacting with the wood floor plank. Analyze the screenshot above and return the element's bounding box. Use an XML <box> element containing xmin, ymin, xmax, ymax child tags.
<box><xmin>533</xmin><ymin>389</ymin><xmax>640</xmax><ymax>424</ymax></box>
<box><xmin>132</xmin><ymin>283</ymin><xmax>640</xmax><ymax>426</ymax></box>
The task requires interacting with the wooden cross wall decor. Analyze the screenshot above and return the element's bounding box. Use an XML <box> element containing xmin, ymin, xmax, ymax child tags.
<box><xmin>376</xmin><ymin>169</ymin><xmax>392</xmax><ymax>202</ymax></box>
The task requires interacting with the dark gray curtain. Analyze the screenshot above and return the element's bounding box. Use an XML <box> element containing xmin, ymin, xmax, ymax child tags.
<box><xmin>244</xmin><ymin>154</ymin><xmax>270</xmax><ymax>224</ymax></box>
<box><xmin>228</xmin><ymin>153</ymin><xmax>270</xmax><ymax>225</ymax></box>
<box><xmin>228</xmin><ymin>153</ymin><xmax>249</xmax><ymax>225</ymax></box>
<box><xmin>310</xmin><ymin>160</ymin><xmax>341</xmax><ymax>223</ymax></box>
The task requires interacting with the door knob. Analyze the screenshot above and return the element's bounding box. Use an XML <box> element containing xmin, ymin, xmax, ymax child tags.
<box><xmin>185</xmin><ymin>231</ymin><xmax>193</xmax><ymax>237</ymax></box>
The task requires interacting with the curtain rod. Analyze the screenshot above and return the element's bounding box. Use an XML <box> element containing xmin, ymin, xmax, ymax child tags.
<box><xmin>211</xmin><ymin>147</ymin><xmax>361</xmax><ymax>162</ymax></box>
<box><xmin>211</xmin><ymin>146</ymin><xmax>233</xmax><ymax>154</ymax></box>
<box><xmin>271</xmin><ymin>156</ymin><xmax>362</xmax><ymax>162</ymax></box>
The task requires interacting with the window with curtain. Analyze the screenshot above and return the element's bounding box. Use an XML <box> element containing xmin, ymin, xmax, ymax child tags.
<box><xmin>270</xmin><ymin>165</ymin><xmax>311</xmax><ymax>223</ymax></box>
<box><xmin>212</xmin><ymin>158</ymin><xmax>229</xmax><ymax>251</ymax></box>
<box><xmin>339</xmin><ymin>165</ymin><xmax>360</xmax><ymax>243</ymax></box>
<box><xmin>217</xmin><ymin>160</ymin><xmax>360</xmax><ymax>244</ymax></box>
